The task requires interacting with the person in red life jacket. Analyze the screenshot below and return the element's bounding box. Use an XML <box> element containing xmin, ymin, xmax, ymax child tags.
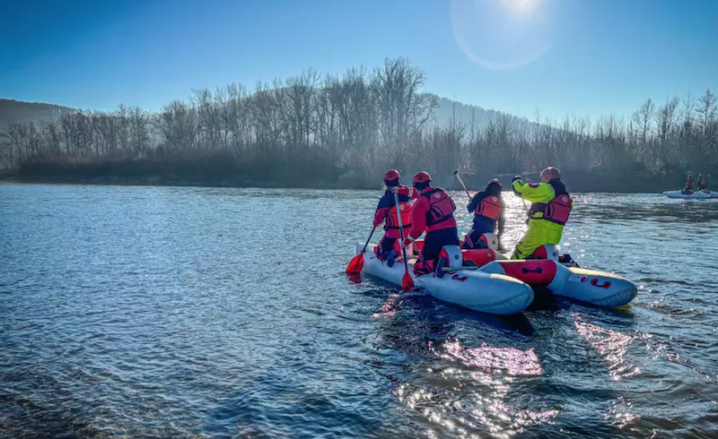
<box><xmin>697</xmin><ymin>174</ymin><xmax>708</xmax><ymax>191</ymax></box>
<box><xmin>461</xmin><ymin>178</ymin><xmax>506</xmax><ymax>250</ymax></box>
<box><xmin>373</xmin><ymin>169</ymin><xmax>419</xmax><ymax>267</ymax></box>
<box><xmin>684</xmin><ymin>175</ymin><xmax>695</xmax><ymax>195</ymax></box>
<box><xmin>397</xmin><ymin>171</ymin><xmax>460</xmax><ymax>276</ymax></box>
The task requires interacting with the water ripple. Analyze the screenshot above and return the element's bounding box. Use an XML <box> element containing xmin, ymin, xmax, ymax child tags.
<box><xmin>1</xmin><ymin>185</ymin><xmax>718</xmax><ymax>438</ymax></box>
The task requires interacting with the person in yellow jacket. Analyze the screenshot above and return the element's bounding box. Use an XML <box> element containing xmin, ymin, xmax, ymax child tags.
<box><xmin>511</xmin><ymin>167</ymin><xmax>574</xmax><ymax>259</ymax></box>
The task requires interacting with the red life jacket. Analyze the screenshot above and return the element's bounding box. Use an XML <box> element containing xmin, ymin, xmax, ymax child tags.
<box><xmin>385</xmin><ymin>202</ymin><xmax>412</xmax><ymax>230</ymax></box>
<box><xmin>475</xmin><ymin>195</ymin><xmax>503</xmax><ymax>221</ymax></box>
<box><xmin>423</xmin><ymin>188</ymin><xmax>457</xmax><ymax>231</ymax></box>
<box><xmin>530</xmin><ymin>193</ymin><xmax>573</xmax><ymax>226</ymax></box>
<box><xmin>686</xmin><ymin>179</ymin><xmax>694</xmax><ymax>189</ymax></box>
<box><xmin>544</xmin><ymin>194</ymin><xmax>573</xmax><ymax>225</ymax></box>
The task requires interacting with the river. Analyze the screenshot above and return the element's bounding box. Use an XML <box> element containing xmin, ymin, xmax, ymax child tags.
<box><xmin>1</xmin><ymin>184</ymin><xmax>717</xmax><ymax>438</ymax></box>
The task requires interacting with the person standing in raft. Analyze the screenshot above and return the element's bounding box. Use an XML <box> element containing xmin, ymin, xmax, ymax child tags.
<box><xmin>373</xmin><ymin>169</ymin><xmax>419</xmax><ymax>267</ymax></box>
<box><xmin>684</xmin><ymin>175</ymin><xmax>695</xmax><ymax>194</ymax></box>
<box><xmin>511</xmin><ymin>167</ymin><xmax>573</xmax><ymax>260</ymax></box>
<box><xmin>462</xmin><ymin>178</ymin><xmax>506</xmax><ymax>250</ymax></box>
<box><xmin>697</xmin><ymin>174</ymin><xmax>708</xmax><ymax>191</ymax></box>
<box><xmin>396</xmin><ymin>171</ymin><xmax>460</xmax><ymax>275</ymax></box>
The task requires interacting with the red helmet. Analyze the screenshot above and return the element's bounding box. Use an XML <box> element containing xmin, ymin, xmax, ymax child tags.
<box><xmin>540</xmin><ymin>167</ymin><xmax>561</xmax><ymax>181</ymax></box>
<box><xmin>384</xmin><ymin>169</ymin><xmax>400</xmax><ymax>182</ymax></box>
<box><xmin>413</xmin><ymin>171</ymin><xmax>432</xmax><ymax>185</ymax></box>
<box><xmin>488</xmin><ymin>178</ymin><xmax>502</xmax><ymax>188</ymax></box>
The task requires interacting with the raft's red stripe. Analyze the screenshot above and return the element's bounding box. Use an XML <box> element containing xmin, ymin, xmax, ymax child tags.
<box><xmin>497</xmin><ymin>260</ymin><xmax>558</xmax><ymax>286</ymax></box>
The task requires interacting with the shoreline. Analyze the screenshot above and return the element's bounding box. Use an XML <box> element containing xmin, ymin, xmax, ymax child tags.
<box><xmin>0</xmin><ymin>173</ymin><xmax>694</xmax><ymax>194</ymax></box>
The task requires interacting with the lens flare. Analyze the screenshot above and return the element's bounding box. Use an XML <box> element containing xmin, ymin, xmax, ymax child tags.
<box><xmin>450</xmin><ymin>0</ymin><xmax>554</xmax><ymax>70</ymax></box>
<box><xmin>501</xmin><ymin>0</ymin><xmax>541</xmax><ymax>13</ymax></box>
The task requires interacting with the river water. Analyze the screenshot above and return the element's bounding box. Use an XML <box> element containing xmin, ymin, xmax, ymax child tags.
<box><xmin>1</xmin><ymin>184</ymin><xmax>717</xmax><ymax>438</ymax></box>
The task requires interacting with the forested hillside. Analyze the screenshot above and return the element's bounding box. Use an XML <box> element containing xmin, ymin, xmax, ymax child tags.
<box><xmin>1</xmin><ymin>58</ymin><xmax>716</xmax><ymax>191</ymax></box>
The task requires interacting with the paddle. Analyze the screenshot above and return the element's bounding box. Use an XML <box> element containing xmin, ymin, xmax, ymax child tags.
<box><xmin>346</xmin><ymin>226</ymin><xmax>376</xmax><ymax>276</ymax></box>
<box><xmin>393</xmin><ymin>192</ymin><xmax>415</xmax><ymax>292</ymax></box>
<box><xmin>511</xmin><ymin>176</ymin><xmax>530</xmax><ymax>215</ymax></box>
<box><xmin>521</xmin><ymin>198</ymin><xmax>530</xmax><ymax>214</ymax></box>
<box><xmin>453</xmin><ymin>171</ymin><xmax>472</xmax><ymax>201</ymax></box>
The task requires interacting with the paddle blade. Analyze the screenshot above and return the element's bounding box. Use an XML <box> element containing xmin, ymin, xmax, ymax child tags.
<box><xmin>401</xmin><ymin>270</ymin><xmax>414</xmax><ymax>292</ymax></box>
<box><xmin>346</xmin><ymin>253</ymin><xmax>364</xmax><ymax>276</ymax></box>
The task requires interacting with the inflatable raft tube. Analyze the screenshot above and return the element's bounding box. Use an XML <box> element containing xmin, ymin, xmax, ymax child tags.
<box><xmin>663</xmin><ymin>190</ymin><xmax>715</xmax><ymax>199</ymax></box>
<box><xmin>356</xmin><ymin>243</ymin><xmax>534</xmax><ymax>316</ymax></box>
<box><xmin>434</xmin><ymin>241</ymin><xmax>638</xmax><ymax>308</ymax></box>
<box><xmin>477</xmin><ymin>260</ymin><xmax>638</xmax><ymax>307</ymax></box>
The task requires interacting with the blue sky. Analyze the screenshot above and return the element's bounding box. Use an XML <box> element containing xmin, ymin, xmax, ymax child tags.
<box><xmin>1</xmin><ymin>0</ymin><xmax>716</xmax><ymax>120</ymax></box>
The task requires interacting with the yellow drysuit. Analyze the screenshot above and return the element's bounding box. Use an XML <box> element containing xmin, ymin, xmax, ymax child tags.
<box><xmin>511</xmin><ymin>179</ymin><xmax>573</xmax><ymax>259</ymax></box>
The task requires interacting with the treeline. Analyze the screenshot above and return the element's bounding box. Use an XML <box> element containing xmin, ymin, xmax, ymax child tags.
<box><xmin>1</xmin><ymin>57</ymin><xmax>717</xmax><ymax>190</ymax></box>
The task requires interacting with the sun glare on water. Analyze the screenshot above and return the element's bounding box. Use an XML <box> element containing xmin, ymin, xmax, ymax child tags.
<box><xmin>450</xmin><ymin>0</ymin><xmax>553</xmax><ymax>70</ymax></box>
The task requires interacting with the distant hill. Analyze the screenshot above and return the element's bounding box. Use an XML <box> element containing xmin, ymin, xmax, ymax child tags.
<box><xmin>431</xmin><ymin>96</ymin><xmax>537</xmax><ymax>132</ymax></box>
<box><xmin>0</xmin><ymin>99</ymin><xmax>75</xmax><ymax>129</ymax></box>
<box><xmin>0</xmin><ymin>96</ymin><xmax>535</xmax><ymax>133</ymax></box>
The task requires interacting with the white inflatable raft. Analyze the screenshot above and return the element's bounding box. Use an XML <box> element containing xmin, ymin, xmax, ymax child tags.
<box><xmin>355</xmin><ymin>239</ymin><xmax>638</xmax><ymax>312</ymax></box>
<box><xmin>356</xmin><ymin>243</ymin><xmax>535</xmax><ymax>315</ymax></box>
<box><xmin>663</xmin><ymin>190</ymin><xmax>716</xmax><ymax>199</ymax></box>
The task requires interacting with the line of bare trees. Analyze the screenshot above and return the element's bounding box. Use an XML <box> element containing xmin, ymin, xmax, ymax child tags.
<box><xmin>1</xmin><ymin>57</ymin><xmax>717</xmax><ymax>188</ymax></box>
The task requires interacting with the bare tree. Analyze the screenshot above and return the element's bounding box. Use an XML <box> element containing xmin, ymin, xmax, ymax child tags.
<box><xmin>129</xmin><ymin>106</ymin><xmax>150</xmax><ymax>154</ymax></box>
<box><xmin>248</xmin><ymin>81</ymin><xmax>282</xmax><ymax>151</ymax></box>
<box><xmin>116</xmin><ymin>104</ymin><xmax>131</xmax><ymax>153</ymax></box>
<box><xmin>656</xmin><ymin>97</ymin><xmax>679</xmax><ymax>144</ymax></box>
<box><xmin>281</xmin><ymin>70</ymin><xmax>318</xmax><ymax>149</ymax></box>
<box><xmin>0</xmin><ymin>130</ymin><xmax>9</xmax><ymax>168</ymax></box>
<box><xmin>155</xmin><ymin>101</ymin><xmax>198</xmax><ymax>152</ymax></box>
<box><xmin>637</xmin><ymin>99</ymin><xmax>655</xmax><ymax>146</ymax></box>
<box><xmin>4</xmin><ymin>123</ymin><xmax>28</xmax><ymax>166</ymax></box>
<box><xmin>372</xmin><ymin>58</ymin><xmax>437</xmax><ymax>146</ymax></box>
<box><xmin>40</xmin><ymin>120</ymin><xmax>63</xmax><ymax>157</ymax></box>
<box><xmin>696</xmin><ymin>89</ymin><xmax>718</xmax><ymax>162</ymax></box>
<box><xmin>192</xmin><ymin>88</ymin><xmax>222</xmax><ymax>151</ymax></box>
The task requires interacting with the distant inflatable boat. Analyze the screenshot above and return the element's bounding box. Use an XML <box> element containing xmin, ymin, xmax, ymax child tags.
<box><xmin>663</xmin><ymin>190</ymin><xmax>717</xmax><ymax>199</ymax></box>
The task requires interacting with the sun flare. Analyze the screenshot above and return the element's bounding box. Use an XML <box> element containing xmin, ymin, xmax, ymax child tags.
<box><xmin>450</xmin><ymin>0</ymin><xmax>553</xmax><ymax>70</ymax></box>
<box><xmin>501</xmin><ymin>0</ymin><xmax>542</xmax><ymax>13</ymax></box>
